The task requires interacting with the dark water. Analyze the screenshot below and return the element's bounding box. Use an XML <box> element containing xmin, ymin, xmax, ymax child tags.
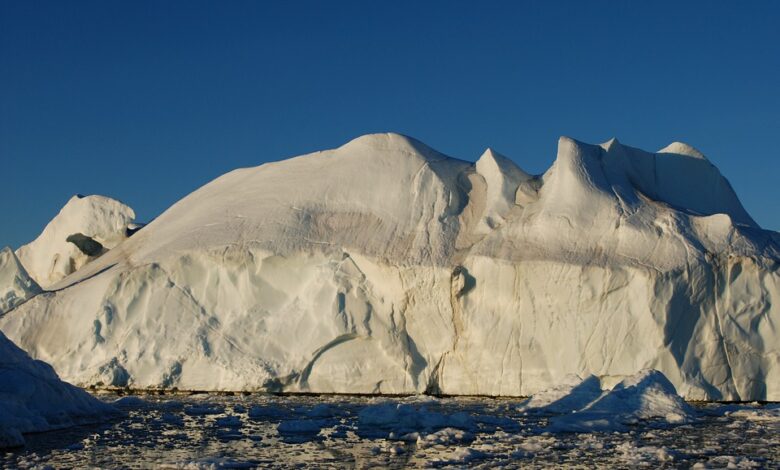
<box><xmin>3</xmin><ymin>394</ymin><xmax>778</xmax><ymax>469</ymax></box>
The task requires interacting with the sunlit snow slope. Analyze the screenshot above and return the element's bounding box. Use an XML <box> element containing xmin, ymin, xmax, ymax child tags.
<box><xmin>2</xmin><ymin>133</ymin><xmax>779</xmax><ymax>400</ymax></box>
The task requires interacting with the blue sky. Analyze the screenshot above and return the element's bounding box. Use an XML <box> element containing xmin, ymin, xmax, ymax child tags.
<box><xmin>1</xmin><ymin>1</ymin><xmax>778</xmax><ymax>248</ymax></box>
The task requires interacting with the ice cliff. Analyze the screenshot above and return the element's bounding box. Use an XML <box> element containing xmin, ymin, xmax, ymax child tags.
<box><xmin>1</xmin><ymin>133</ymin><xmax>778</xmax><ymax>400</ymax></box>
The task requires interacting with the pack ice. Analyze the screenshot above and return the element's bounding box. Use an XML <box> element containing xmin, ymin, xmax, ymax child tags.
<box><xmin>1</xmin><ymin>133</ymin><xmax>779</xmax><ymax>400</ymax></box>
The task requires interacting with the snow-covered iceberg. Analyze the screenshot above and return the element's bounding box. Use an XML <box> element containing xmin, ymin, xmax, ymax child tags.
<box><xmin>1</xmin><ymin>133</ymin><xmax>778</xmax><ymax>400</ymax></box>
<box><xmin>0</xmin><ymin>331</ymin><xmax>119</xmax><ymax>448</ymax></box>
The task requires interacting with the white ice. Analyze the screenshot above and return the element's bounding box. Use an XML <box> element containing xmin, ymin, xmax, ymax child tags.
<box><xmin>1</xmin><ymin>133</ymin><xmax>778</xmax><ymax>400</ymax></box>
<box><xmin>14</xmin><ymin>194</ymin><xmax>135</xmax><ymax>289</ymax></box>
<box><xmin>517</xmin><ymin>369</ymin><xmax>694</xmax><ymax>432</ymax></box>
<box><xmin>0</xmin><ymin>247</ymin><xmax>40</xmax><ymax>314</ymax></box>
<box><xmin>0</xmin><ymin>331</ymin><xmax>119</xmax><ymax>448</ymax></box>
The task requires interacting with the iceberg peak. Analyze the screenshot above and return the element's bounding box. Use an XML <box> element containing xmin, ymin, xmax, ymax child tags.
<box><xmin>658</xmin><ymin>141</ymin><xmax>707</xmax><ymax>160</ymax></box>
<box><xmin>553</xmin><ymin>136</ymin><xmax>605</xmax><ymax>167</ymax></box>
<box><xmin>339</xmin><ymin>132</ymin><xmax>450</xmax><ymax>163</ymax></box>
<box><xmin>476</xmin><ymin>148</ymin><xmax>530</xmax><ymax>180</ymax></box>
<box><xmin>599</xmin><ymin>137</ymin><xmax>621</xmax><ymax>152</ymax></box>
<box><xmin>14</xmin><ymin>194</ymin><xmax>136</xmax><ymax>288</ymax></box>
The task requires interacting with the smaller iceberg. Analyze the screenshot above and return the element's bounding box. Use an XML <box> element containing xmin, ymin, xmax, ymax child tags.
<box><xmin>519</xmin><ymin>370</ymin><xmax>694</xmax><ymax>433</ymax></box>
<box><xmin>0</xmin><ymin>331</ymin><xmax>121</xmax><ymax>448</ymax></box>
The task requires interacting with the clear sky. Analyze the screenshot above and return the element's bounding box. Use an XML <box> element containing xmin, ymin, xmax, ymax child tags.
<box><xmin>1</xmin><ymin>1</ymin><xmax>778</xmax><ymax>248</ymax></box>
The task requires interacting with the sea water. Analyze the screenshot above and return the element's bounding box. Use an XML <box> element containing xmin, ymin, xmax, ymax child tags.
<box><xmin>3</xmin><ymin>394</ymin><xmax>778</xmax><ymax>468</ymax></box>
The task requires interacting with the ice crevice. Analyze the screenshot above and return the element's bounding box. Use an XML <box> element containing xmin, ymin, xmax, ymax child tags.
<box><xmin>298</xmin><ymin>333</ymin><xmax>362</xmax><ymax>390</ymax></box>
<box><xmin>714</xmin><ymin>262</ymin><xmax>739</xmax><ymax>400</ymax></box>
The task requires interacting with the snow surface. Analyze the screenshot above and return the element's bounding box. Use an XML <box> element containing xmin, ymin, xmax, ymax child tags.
<box><xmin>0</xmin><ymin>331</ymin><xmax>119</xmax><ymax>448</ymax></box>
<box><xmin>1</xmin><ymin>133</ymin><xmax>779</xmax><ymax>400</ymax></box>
<box><xmin>0</xmin><ymin>247</ymin><xmax>41</xmax><ymax>314</ymax></box>
<box><xmin>14</xmin><ymin>194</ymin><xmax>136</xmax><ymax>289</ymax></box>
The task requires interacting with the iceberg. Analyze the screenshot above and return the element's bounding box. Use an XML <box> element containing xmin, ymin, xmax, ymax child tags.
<box><xmin>518</xmin><ymin>370</ymin><xmax>694</xmax><ymax>432</ymax></box>
<box><xmin>1</xmin><ymin>133</ymin><xmax>778</xmax><ymax>400</ymax></box>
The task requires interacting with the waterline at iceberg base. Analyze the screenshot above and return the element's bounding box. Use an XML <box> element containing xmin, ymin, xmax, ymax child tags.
<box><xmin>1</xmin><ymin>133</ymin><xmax>779</xmax><ymax>401</ymax></box>
<box><xmin>3</xmin><ymin>374</ymin><xmax>779</xmax><ymax>468</ymax></box>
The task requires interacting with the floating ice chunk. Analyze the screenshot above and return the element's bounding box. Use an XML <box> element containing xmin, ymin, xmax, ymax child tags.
<box><xmin>416</xmin><ymin>427</ymin><xmax>474</xmax><ymax>448</ymax></box>
<box><xmin>613</xmin><ymin>441</ymin><xmax>678</xmax><ymax>466</ymax></box>
<box><xmin>160</xmin><ymin>412</ymin><xmax>184</xmax><ymax>426</ymax></box>
<box><xmin>545</xmin><ymin>370</ymin><xmax>694</xmax><ymax>433</ymax></box>
<box><xmin>509</xmin><ymin>435</ymin><xmax>558</xmax><ymax>459</ymax></box>
<box><xmin>473</xmin><ymin>413</ymin><xmax>520</xmax><ymax>432</ymax></box>
<box><xmin>277</xmin><ymin>419</ymin><xmax>328</xmax><ymax>435</ymax></box>
<box><xmin>717</xmin><ymin>403</ymin><xmax>780</xmax><ymax>422</ymax></box>
<box><xmin>276</xmin><ymin>417</ymin><xmax>334</xmax><ymax>443</ymax></box>
<box><xmin>357</xmin><ymin>402</ymin><xmax>475</xmax><ymax>439</ymax></box>
<box><xmin>434</xmin><ymin>447</ymin><xmax>490</xmax><ymax>465</ymax></box>
<box><xmin>247</xmin><ymin>404</ymin><xmax>286</xmax><ymax>421</ymax></box>
<box><xmin>291</xmin><ymin>402</ymin><xmax>339</xmax><ymax>418</ymax></box>
<box><xmin>215</xmin><ymin>415</ymin><xmax>242</xmax><ymax>428</ymax></box>
<box><xmin>692</xmin><ymin>455</ymin><xmax>764</xmax><ymax>469</ymax></box>
<box><xmin>183</xmin><ymin>403</ymin><xmax>225</xmax><ymax>416</ymax></box>
<box><xmin>518</xmin><ymin>374</ymin><xmax>602</xmax><ymax>414</ymax></box>
<box><xmin>164</xmin><ymin>456</ymin><xmax>259</xmax><ymax>469</ymax></box>
<box><xmin>112</xmin><ymin>395</ymin><xmax>149</xmax><ymax>409</ymax></box>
